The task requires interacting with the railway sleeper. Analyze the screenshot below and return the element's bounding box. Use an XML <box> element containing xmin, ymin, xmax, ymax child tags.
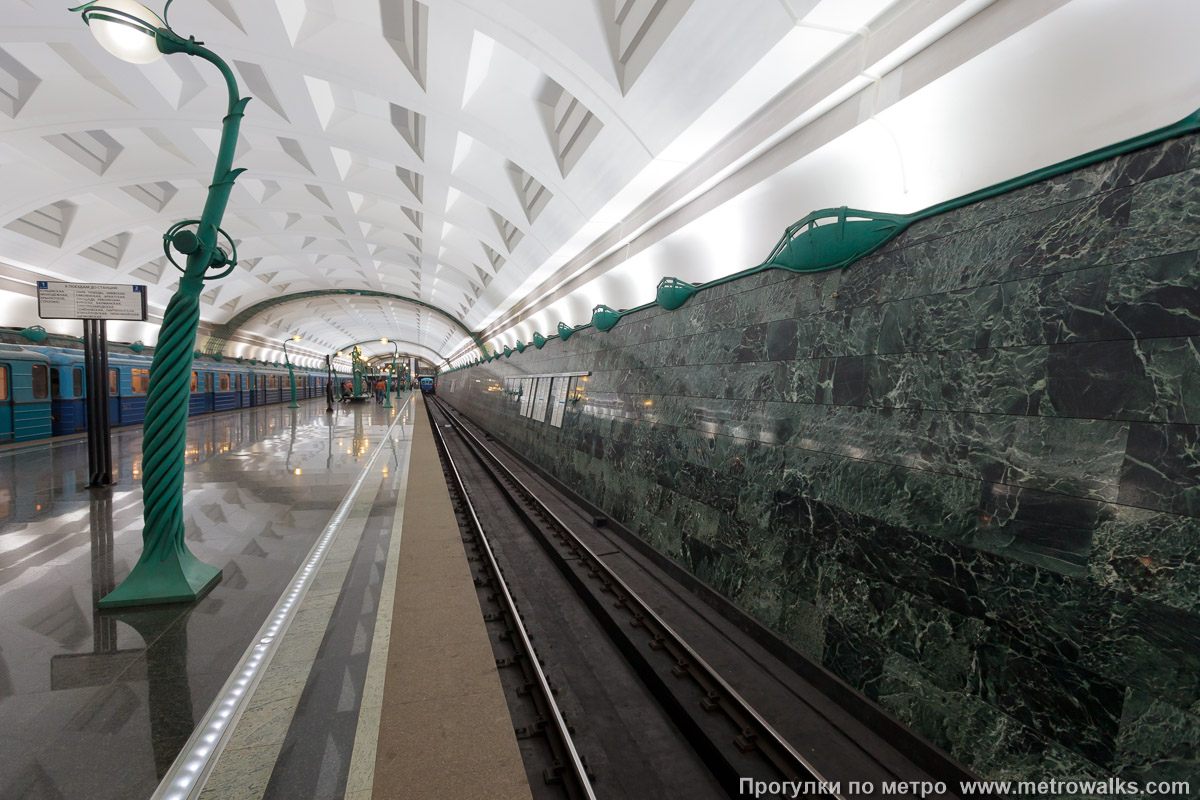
<box><xmin>516</xmin><ymin>680</ymin><xmax>559</xmax><ymax>697</ymax></box>
<box><xmin>495</xmin><ymin>652</ymin><xmax>526</xmax><ymax>668</ymax></box>
<box><xmin>735</xmin><ymin>729</ymin><xmax>760</xmax><ymax>753</ymax></box>
<box><xmin>700</xmin><ymin>691</ymin><xmax>723</xmax><ymax>712</ymax></box>
<box><xmin>542</xmin><ymin>757</ymin><xmax>595</xmax><ymax>786</ymax></box>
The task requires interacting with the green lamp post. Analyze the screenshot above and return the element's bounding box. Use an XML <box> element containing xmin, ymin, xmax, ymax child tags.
<box><xmin>332</xmin><ymin>350</ymin><xmax>344</xmax><ymax>399</ymax></box>
<box><xmin>380</xmin><ymin>337</ymin><xmax>398</xmax><ymax>408</ymax></box>
<box><xmin>283</xmin><ymin>334</ymin><xmax>301</xmax><ymax>409</ymax></box>
<box><xmin>351</xmin><ymin>345</ymin><xmax>365</xmax><ymax>397</ymax></box>
<box><xmin>74</xmin><ymin>0</ymin><xmax>251</xmax><ymax>607</ymax></box>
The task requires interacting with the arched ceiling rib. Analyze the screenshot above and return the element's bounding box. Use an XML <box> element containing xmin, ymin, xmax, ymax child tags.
<box><xmin>334</xmin><ymin>338</ymin><xmax>444</xmax><ymax>367</ymax></box>
<box><xmin>2</xmin><ymin>1</ymin><xmax>1198</xmax><ymax>370</ymax></box>
<box><xmin>203</xmin><ymin>290</ymin><xmax>484</xmax><ymax>360</ymax></box>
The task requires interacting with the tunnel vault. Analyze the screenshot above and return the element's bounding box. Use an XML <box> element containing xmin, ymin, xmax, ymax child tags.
<box><xmin>201</xmin><ymin>290</ymin><xmax>487</xmax><ymax>358</ymax></box>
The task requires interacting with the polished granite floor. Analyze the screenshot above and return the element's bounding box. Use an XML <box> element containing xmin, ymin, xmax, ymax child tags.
<box><xmin>0</xmin><ymin>398</ymin><xmax>407</xmax><ymax>800</ymax></box>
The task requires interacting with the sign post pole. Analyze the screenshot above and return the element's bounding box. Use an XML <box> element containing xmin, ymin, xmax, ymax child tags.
<box><xmin>83</xmin><ymin>318</ymin><xmax>113</xmax><ymax>487</ymax></box>
<box><xmin>38</xmin><ymin>280</ymin><xmax>148</xmax><ymax>490</ymax></box>
<box><xmin>325</xmin><ymin>355</ymin><xmax>334</xmax><ymax>414</ymax></box>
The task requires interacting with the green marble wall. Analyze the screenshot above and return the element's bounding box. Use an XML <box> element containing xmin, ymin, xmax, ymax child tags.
<box><xmin>441</xmin><ymin>133</ymin><xmax>1200</xmax><ymax>789</ymax></box>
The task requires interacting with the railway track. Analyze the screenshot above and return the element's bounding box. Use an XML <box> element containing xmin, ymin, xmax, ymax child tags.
<box><xmin>427</xmin><ymin>395</ymin><xmax>846</xmax><ymax>800</ymax></box>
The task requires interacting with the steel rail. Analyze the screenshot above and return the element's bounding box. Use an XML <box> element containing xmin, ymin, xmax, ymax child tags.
<box><xmin>427</xmin><ymin>403</ymin><xmax>597</xmax><ymax>800</ymax></box>
<box><xmin>431</xmin><ymin>397</ymin><xmax>844</xmax><ymax>799</ymax></box>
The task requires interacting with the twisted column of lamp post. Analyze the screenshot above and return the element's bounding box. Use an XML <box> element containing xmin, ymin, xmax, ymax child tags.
<box><xmin>96</xmin><ymin>21</ymin><xmax>249</xmax><ymax>607</ymax></box>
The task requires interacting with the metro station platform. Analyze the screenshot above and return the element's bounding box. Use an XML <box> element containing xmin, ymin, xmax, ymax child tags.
<box><xmin>0</xmin><ymin>394</ymin><xmax>528</xmax><ymax>800</ymax></box>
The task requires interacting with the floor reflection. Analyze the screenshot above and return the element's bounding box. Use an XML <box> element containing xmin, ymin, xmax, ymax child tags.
<box><xmin>0</xmin><ymin>400</ymin><xmax>404</xmax><ymax>799</ymax></box>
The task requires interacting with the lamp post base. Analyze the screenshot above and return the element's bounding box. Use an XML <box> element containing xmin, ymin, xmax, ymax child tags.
<box><xmin>98</xmin><ymin>549</ymin><xmax>222</xmax><ymax>608</ymax></box>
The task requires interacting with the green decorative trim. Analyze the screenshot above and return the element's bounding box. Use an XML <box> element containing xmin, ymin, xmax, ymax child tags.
<box><xmin>656</xmin><ymin>277</ymin><xmax>697</xmax><ymax>310</ymax></box>
<box><xmin>763</xmin><ymin>207</ymin><xmax>909</xmax><ymax>273</ymax></box>
<box><xmin>452</xmin><ymin>107</ymin><xmax>1200</xmax><ymax>369</ymax></box>
<box><xmin>129</xmin><ymin>340</ymin><xmax>146</xmax><ymax>353</ymax></box>
<box><xmin>18</xmin><ymin>326</ymin><xmax>48</xmax><ymax>342</ymax></box>
<box><xmin>533</xmin><ymin>332</ymin><xmax>547</xmax><ymax>349</ymax></box>
<box><xmin>591</xmin><ymin>304</ymin><xmax>621</xmax><ymax>332</ymax></box>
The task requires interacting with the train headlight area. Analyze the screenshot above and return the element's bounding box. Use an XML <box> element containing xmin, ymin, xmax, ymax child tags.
<box><xmin>0</xmin><ymin>382</ymin><xmax>992</xmax><ymax>800</ymax></box>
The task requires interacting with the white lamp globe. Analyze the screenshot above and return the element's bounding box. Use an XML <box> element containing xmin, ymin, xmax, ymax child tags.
<box><xmin>87</xmin><ymin>0</ymin><xmax>164</xmax><ymax>64</ymax></box>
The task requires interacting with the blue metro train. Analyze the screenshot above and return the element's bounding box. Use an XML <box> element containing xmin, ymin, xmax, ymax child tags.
<box><xmin>0</xmin><ymin>343</ymin><xmax>333</xmax><ymax>444</ymax></box>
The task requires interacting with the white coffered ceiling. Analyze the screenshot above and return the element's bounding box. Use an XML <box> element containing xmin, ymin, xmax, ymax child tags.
<box><xmin>2</xmin><ymin>0</ymin><xmax>1197</xmax><ymax>368</ymax></box>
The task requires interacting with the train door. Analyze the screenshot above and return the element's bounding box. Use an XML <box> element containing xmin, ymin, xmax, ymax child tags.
<box><xmin>0</xmin><ymin>362</ymin><xmax>11</xmax><ymax>442</ymax></box>
<box><xmin>126</xmin><ymin>367</ymin><xmax>149</xmax><ymax>425</ymax></box>
<box><xmin>72</xmin><ymin>366</ymin><xmax>85</xmax><ymax>431</ymax></box>
<box><xmin>49</xmin><ymin>367</ymin><xmax>61</xmax><ymax>432</ymax></box>
<box><xmin>189</xmin><ymin>371</ymin><xmax>202</xmax><ymax>416</ymax></box>
<box><xmin>109</xmin><ymin>367</ymin><xmax>121</xmax><ymax>426</ymax></box>
<box><xmin>52</xmin><ymin>365</ymin><xmax>86</xmax><ymax>433</ymax></box>
<box><xmin>204</xmin><ymin>372</ymin><xmax>215</xmax><ymax>413</ymax></box>
<box><xmin>11</xmin><ymin>361</ymin><xmax>52</xmax><ymax>441</ymax></box>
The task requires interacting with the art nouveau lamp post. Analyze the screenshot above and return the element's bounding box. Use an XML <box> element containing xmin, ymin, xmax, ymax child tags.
<box><xmin>74</xmin><ymin>0</ymin><xmax>251</xmax><ymax>607</ymax></box>
<box><xmin>283</xmin><ymin>334</ymin><xmax>301</xmax><ymax>409</ymax></box>
<box><xmin>351</xmin><ymin>345</ymin><xmax>365</xmax><ymax>396</ymax></box>
<box><xmin>380</xmin><ymin>337</ymin><xmax>398</xmax><ymax>408</ymax></box>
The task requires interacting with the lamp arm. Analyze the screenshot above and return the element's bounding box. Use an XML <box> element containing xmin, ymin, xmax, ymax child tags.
<box><xmin>154</xmin><ymin>29</ymin><xmax>249</xmax><ymax>287</ymax></box>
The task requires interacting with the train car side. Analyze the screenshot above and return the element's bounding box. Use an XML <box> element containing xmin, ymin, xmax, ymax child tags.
<box><xmin>0</xmin><ymin>345</ymin><xmax>52</xmax><ymax>442</ymax></box>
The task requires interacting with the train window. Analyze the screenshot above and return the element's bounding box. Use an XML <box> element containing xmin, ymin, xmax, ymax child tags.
<box><xmin>0</xmin><ymin>366</ymin><xmax>8</xmax><ymax>400</ymax></box>
<box><xmin>32</xmin><ymin>365</ymin><xmax>48</xmax><ymax>399</ymax></box>
<box><xmin>50</xmin><ymin>368</ymin><xmax>61</xmax><ymax>398</ymax></box>
<box><xmin>109</xmin><ymin>369</ymin><xmax>118</xmax><ymax>396</ymax></box>
<box><xmin>131</xmin><ymin>368</ymin><xmax>149</xmax><ymax>394</ymax></box>
<box><xmin>190</xmin><ymin>371</ymin><xmax>198</xmax><ymax>392</ymax></box>
<box><xmin>73</xmin><ymin>368</ymin><xmax>83</xmax><ymax>398</ymax></box>
<box><xmin>219</xmin><ymin>373</ymin><xmax>230</xmax><ymax>391</ymax></box>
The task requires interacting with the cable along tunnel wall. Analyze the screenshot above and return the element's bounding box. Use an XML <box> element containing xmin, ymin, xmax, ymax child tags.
<box><xmin>438</xmin><ymin>129</ymin><xmax>1200</xmax><ymax>785</ymax></box>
